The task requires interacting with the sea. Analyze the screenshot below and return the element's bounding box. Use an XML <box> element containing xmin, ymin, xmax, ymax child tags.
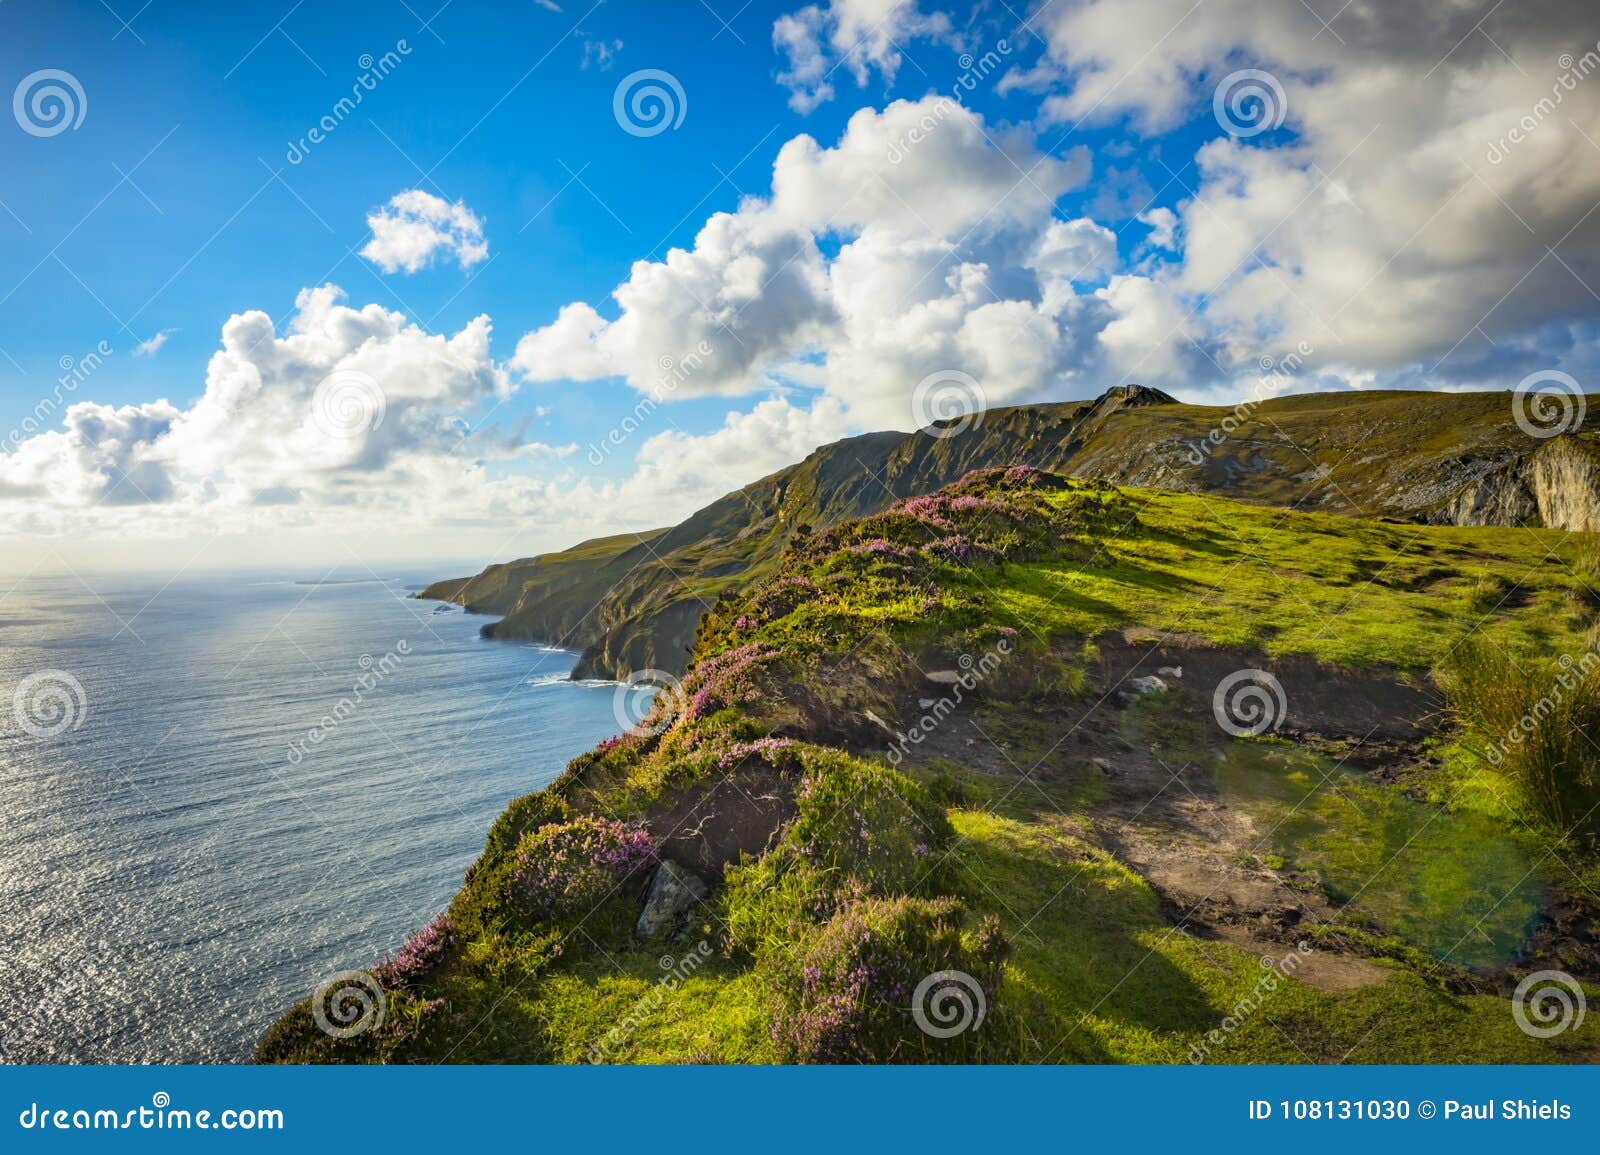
<box><xmin>0</xmin><ymin>568</ymin><xmax>636</xmax><ymax>1063</ymax></box>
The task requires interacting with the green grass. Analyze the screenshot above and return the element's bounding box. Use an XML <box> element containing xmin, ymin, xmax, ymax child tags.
<box><xmin>994</xmin><ymin>488</ymin><xmax>1593</xmax><ymax>668</ymax></box>
<box><xmin>1437</xmin><ymin>639</ymin><xmax>1600</xmax><ymax>839</ymax></box>
<box><xmin>941</xmin><ymin>777</ymin><xmax>1590</xmax><ymax>1064</ymax></box>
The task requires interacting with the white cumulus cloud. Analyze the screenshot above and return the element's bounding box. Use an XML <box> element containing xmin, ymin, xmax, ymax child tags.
<box><xmin>774</xmin><ymin>0</ymin><xmax>955</xmax><ymax>113</ymax></box>
<box><xmin>360</xmin><ymin>190</ymin><xmax>489</xmax><ymax>275</ymax></box>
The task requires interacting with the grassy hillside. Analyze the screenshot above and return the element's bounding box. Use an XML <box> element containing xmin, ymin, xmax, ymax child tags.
<box><xmin>423</xmin><ymin>387</ymin><xmax>1600</xmax><ymax>680</ymax></box>
<box><xmin>265</xmin><ymin>470</ymin><xmax>1600</xmax><ymax>1065</ymax></box>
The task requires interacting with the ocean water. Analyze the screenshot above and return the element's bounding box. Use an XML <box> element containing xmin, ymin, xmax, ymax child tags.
<box><xmin>0</xmin><ymin>569</ymin><xmax>630</xmax><ymax>1063</ymax></box>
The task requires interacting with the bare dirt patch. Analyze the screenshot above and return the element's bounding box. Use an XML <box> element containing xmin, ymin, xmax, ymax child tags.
<box><xmin>647</xmin><ymin>766</ymin><xmax>794</xmax><ymax>883</ymax></box>
<box><xmin>886</xmin><ymin>634</ymin><xmax>1457</xmax><ymax>989</ymax></box>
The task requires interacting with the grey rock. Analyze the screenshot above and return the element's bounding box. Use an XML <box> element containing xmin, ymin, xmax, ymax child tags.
<box><xmin>637</xmin><ymin>861</ymin><xmax>708</xmax><ymax>939</ymax></box>
<box><xmin>1125</xmin><ymin>675</ymin><xmax>1168</xmax><ymax>695</ymax></box>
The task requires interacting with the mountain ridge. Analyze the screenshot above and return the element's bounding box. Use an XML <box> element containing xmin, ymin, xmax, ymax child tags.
<box><xmin>422</xmin><ymin>385</ymin><xmax>1600</xmax><ymax>679</ymax></box>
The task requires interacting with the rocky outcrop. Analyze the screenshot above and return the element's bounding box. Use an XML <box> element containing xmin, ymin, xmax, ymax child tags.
<box><xmin>1443</xmin><ymin>436</ymin><xmax>1600</xmax><ymax>531</ymax></box>
<box><xmin>636</xmin><ymin>861</ymin><xmax>708</xmax><ymax>938</ymax></box>
<box><xmin>1526</xmin><ymin>436</ymin><xmax>1600</xmax><ymax>531</ymax></box>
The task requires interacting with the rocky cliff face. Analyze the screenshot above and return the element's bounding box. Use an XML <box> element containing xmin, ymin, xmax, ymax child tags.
<box><xmin>1525</xmin><ymin>437</ymin><xmax>1600</xmax><ymax>531</ymax></box>
<box><xmin>1440</xmin><ymin>437</ymin><xmax>1600</xmax><ymax>531</ymax></box>
<box><xmin>423</xmin><ymin>387</ymin><xmax>1600</xmax><ymax>680</ymax></box>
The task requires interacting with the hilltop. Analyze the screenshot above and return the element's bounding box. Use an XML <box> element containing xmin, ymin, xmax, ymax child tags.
<box><xmin>422</xmin><ymin>387</ymin><xmax>1600</xmax><ymax>680</ymax></box>
<box><xmin>263</xmin><ymin>468</ymin><xmax>1600</xmax><ymax>1065</ymax></box>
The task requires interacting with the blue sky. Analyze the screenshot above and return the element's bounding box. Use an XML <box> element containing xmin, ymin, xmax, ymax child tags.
<box><xmin>2</xmin><ymin>0</ymin><xmax>1597</xmax><ymax>573</ymax></box>
<box><xmin>2</xmin><ymin>2</ymin><xmax>817</xmax><ymax>439</ymax></box>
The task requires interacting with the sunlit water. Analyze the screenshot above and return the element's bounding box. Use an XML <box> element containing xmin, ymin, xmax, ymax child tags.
<box><xmin>0</xmin><ymin>570</ymin><xmax>628</xmax><ymax>1063</ymax></box>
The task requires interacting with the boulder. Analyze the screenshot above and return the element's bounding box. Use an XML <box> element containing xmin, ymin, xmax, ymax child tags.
<box><xmin>637</xmin><ymin>860</ymin><xmax>708</xmax><ymax>938</ymax></box>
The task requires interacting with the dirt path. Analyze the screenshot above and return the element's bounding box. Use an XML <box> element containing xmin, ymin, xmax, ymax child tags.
<box><xmin>894</xmin><ymin>631</ymin><xmax>1452</xmax><ymax>990</ymax></box>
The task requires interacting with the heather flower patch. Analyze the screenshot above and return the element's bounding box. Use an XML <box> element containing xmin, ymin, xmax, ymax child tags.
<box><xmin>373</xmin><ymin>913</ymin><xmax>457</xmax><ymax>989</ymax></box>
<box><xmin>768</xmin><ymin>895</ymin><xmax>1008</xmax><ymax>1062</ymax></box>
<box><xmin>716</xmin><ymin>736</ymin><xmax>800</xmax><ymax>772</ymax></box>
<box><xmin>924</xmin><ymin>533</ymin><xmax>987</xmax><ymax>566</ymax></box>
<box><xmin>679</xmin><ymin>641</ymin><xmax>782</xmax><ymax>721</ymax></box>
<box><xmin>841</xmin><ymin>538</ymin><xmax>916</xmax><ymax>561</ymax></box>
<box><xmin>388</xmin><ymin>994</ymin><xmax>450</xmax><ymax>1055</ymax></box>
<box><xmin>510</xmin><ymin>816</ymin><xmax>657</xmax><ymax>918</ymax></box>
<box><xmin>746</xmin><ymin>575</ymin><xmax>820</xmax><ymax>623</ymax></box>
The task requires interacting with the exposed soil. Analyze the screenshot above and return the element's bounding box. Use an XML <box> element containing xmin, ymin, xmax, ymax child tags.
<box><xmin>1106</xmin><ymin>629</ymin><xmax>1440</xmax><ymax>743</ymax></box>
<box><xmin>888</xmin><ymin>630</ymin><xmax>1600</xmax><ymax>991</ymax></box>
<box><xmin>646</xmin><ymin>765</ymin><xmax>795</xmax><ymax>883</ymax></box>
